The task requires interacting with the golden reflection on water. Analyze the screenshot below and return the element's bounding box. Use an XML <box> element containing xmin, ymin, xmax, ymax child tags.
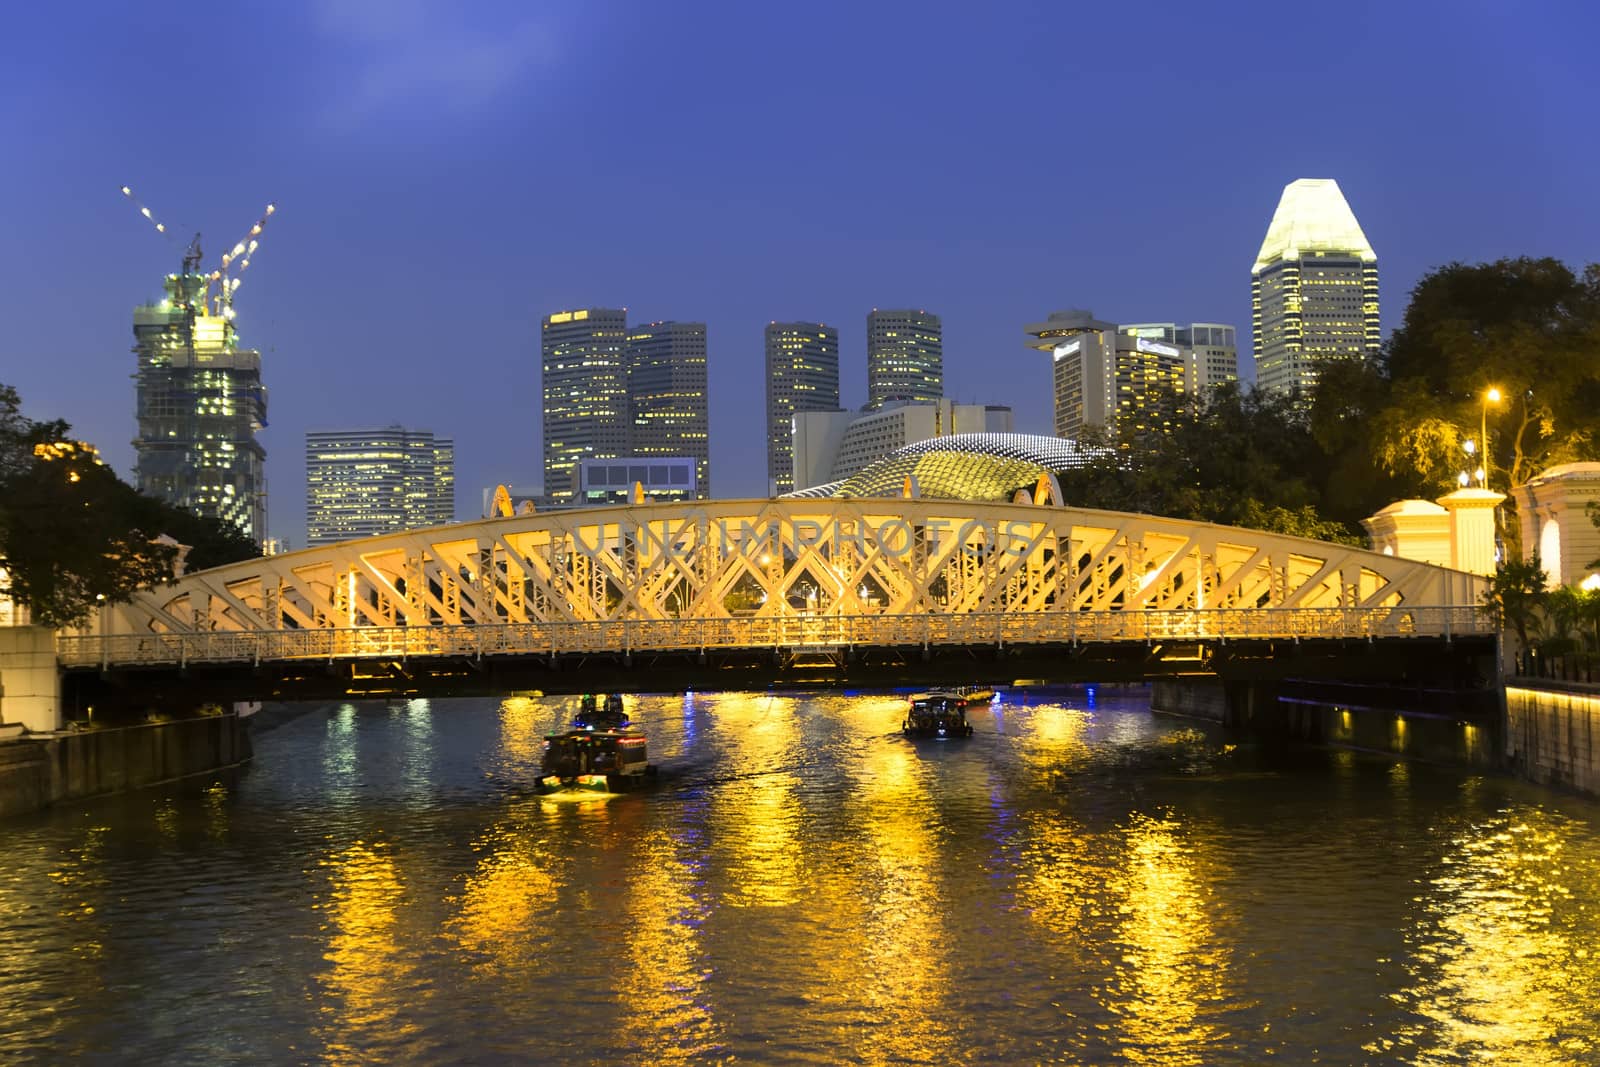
<box><xmin>615</xmin><ymin>827</ymin><xmax>720</xmax><ymax>1062</ymax></box>
<box><xmin>1017</xmin><ymin>817</ymin><xmax>1095</xmax><ymax>938</ymax></box>
<box><xmin>154</xmin><ymin>799</ymin><xmax>179</xmax><ymax>840</ymax></box>
<box><xmin>0</xmin><ymin>825</ymin><xmax>112</xmax><ymax>1051</ymax></box>
<box><xmin>203</xmin><ymin>780</ymin><xmax>230</xmax><ymax>840</ymax></box>
<box><xmin>707</xmin><ymin>693</ymin><xmax>807</xmax><ymax>908</ymax></box>
<box><xmin>1383</xmin><ymin>808</ymin><xmax>1600</xmax><ymax>1064</ymax></box>
<box><xmin>1015</xmin><ymin>701</ymin><xmax>1092</xmax><ymax>780</ymax></box>
<box><xmin>839</xmin><ymin>734</ymin><xmax>956</xmax><ymax>1065</ymax></box>
<box><xmin>448</xmin><ymin>825</ymin><xmax>561</xmax><ymax>975</ymax></box>
<box><xmin>314</xmin><ymin>839</ymin><xmax>419</xmax><ymax>1064</ymax></box>
<box><xmin>498</xmin><ymin>696</ymin><xmax>543</xmax><ymax>766</ymax></box>
<box><xmin>1101</xmin><ymin>812</ymin><xmax>1230</xmax><ymax>1064</ymax></box>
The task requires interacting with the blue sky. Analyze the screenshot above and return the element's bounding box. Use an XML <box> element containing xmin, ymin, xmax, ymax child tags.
<box><xmin>2</xmin><ymin>1</ymin><xmax>1596</xmax><ymax>545</ymax></box>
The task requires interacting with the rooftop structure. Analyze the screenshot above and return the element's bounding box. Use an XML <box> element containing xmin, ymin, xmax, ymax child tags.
<box><xmin>787</xmin><ymin>432</ymin><xmax>1100</xmax><ymax>502</ymax></box>
<box><xmin>1251</xmin><ymin>179</ymin><xmax>1380</xmax><ymax>398</ymax></box>
<box><xmin>792</xmin><ymin>400</ymin><xmax>1013</xmax><ymax>492</ymax></box>
<box><xmin>578</xmin><ymin>455</ymin><xmax>699</xmax><ymax>504</ymax></box>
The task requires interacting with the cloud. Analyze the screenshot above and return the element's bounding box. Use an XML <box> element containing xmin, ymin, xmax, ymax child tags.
<box><xmin>312</xmin><ymin>0</ymin><xmax>554</xmax><ymax>124</ymax></box>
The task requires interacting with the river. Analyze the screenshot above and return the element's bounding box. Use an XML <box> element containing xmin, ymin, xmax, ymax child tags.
<box><xmin>3</xmin><ymin>686</ymin><xmax>1599</xmax><ymax>1065</ymax></box>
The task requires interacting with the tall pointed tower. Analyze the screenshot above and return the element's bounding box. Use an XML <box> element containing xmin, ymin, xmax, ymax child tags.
<box><xmin>1251</xmin><ymin>179</ymin><xmax>1379</xmax><ymax>398</ymax></box>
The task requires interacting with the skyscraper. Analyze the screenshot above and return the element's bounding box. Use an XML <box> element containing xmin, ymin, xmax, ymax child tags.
<box><xmin>132</xmin><ymin>246</ymin><xmax>268</xmax><ymax>541</ymax></box>
<box><xmin>1252</xmin><ymin>178</ymin><xmax>1379</xmax><ymax>397</ymax></box>
<box><xmin>1023</xmin><ymin>310</ymin><xmax>1117</xmax><ymax>439</ymax></box>
<box><xmin>626</xmin><ymin>321</ymin><xmax>710</xmax><ymax>497</ymax></box>
<box><xmin>866</xmin><ymin>308</ymin><xmax>942</xmax><ymax>410</ymax></box>
<box><xmin>305</xmin><ymin>427</ymin><xmax>455</xmax><ymax>546</ymax></box>
<box><xmin>1123</xmin><ymin>322</ymin><xmax>1240</xmax><ymax>398</ymax></box>
<box><xmin>765</xmin><ymin>322</ymin><xmax>840</xmax><ymax>494</ymax></box>
<box><xmin>541</xmin><ymin>308</ymin><xmax>629</xmax><ymax>503</ymax></box>
<box><xmin>1025</xmin><ymin>312</ymin><xmax>1207</xmax><ymax>439</ymax></box>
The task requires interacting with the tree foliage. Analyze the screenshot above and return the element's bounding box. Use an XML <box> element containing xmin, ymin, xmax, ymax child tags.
<box><xmin>1057</xmin><ymin>384</ymin><xmax>1363</xmax><ymax>544</ymax></box>
<box><xmin>1368</xmin><ymin>258</ymin><xmax>1600</xmax><ymax>501</ymax></box>
<box><xmin>1479</xmin><ymin>556</ymin><xmax>1548</xmax><ymax>654</ymax></box>
<box><xmin>0</xmin><ymin>383</ymin><xmax>260</xmax><ymax>628</ymax></box>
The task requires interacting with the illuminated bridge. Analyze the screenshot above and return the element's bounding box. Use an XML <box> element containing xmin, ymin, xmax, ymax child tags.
<box><xmin>57</xmin><ymin>495</ymin><xmax>1493</xmax><ymax>706</ymax></box>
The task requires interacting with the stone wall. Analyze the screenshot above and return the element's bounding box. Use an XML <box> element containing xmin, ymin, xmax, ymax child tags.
<box><xmin>0</xmin><ymin>714</ymin><xmax>252</xmax><ymax>819</ymax></box>
<box><xmin>1507</xmin><ymin>682</ymin><xmax>1600</xmax><ymax>797</ymax></box>
<box><xmin>0</xmin><ymin>625</ymin><xmax>61</xmax><ymax>733</ymax></box>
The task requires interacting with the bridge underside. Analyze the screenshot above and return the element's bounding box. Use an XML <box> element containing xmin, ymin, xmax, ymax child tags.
<box><xmin>64</xmin><ymin>633</ymin><xmax>1497</xmax><ymax>719</ymax></box>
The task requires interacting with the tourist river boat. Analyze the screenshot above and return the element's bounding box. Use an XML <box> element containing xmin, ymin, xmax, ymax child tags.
<box><xmin>572</xmin><ymin>693</ymin><xmax>630</xmax><ymax>732</ymax></box>
<box><xmin>902</xmin><ymin>693</ymin><xmax>975</xmax><ymax>739</ymax></box>
<box><xmin>536</xmin><ymin>729</ymin><xmax>654</xmax><ymax>793</ymax></box>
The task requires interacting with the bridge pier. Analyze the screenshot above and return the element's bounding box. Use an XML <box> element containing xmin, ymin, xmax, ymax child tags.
<box><xmin>0</xmin><ymin>626</ymin><xmax>62</xmax><ymax>733</ymax></box>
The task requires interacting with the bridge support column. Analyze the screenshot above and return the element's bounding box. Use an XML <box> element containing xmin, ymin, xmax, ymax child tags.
<box><xmin>0</xmin><ymin>626</ymin><xmax>62</xmax><ymax>734</ymax></box>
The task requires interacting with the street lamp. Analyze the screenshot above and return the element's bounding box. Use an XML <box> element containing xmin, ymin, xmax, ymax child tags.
<box><xmin>1481</xmin><ymin>387</ymin><xmax>1502</xmax><ymax>487</ymax></box>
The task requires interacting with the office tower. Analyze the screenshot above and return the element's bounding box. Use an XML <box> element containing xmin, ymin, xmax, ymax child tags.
<box><xmin>1252</xmin><ymin>178</ymin><xmax>1379</xmax><ymax>397</ymax></box>
<box><xmin>542</xmin><ymin>308</ymin><xmax>629</xmax><ymax>503</ymax></box>
<box><xmin>1108</xmin><ymin>329</ymin><xmax>1191</xmax><ymax>439</ymax></box>
<box><xmin>866</xmin><ymin>308</ymin><xmax>942</xmax><ymax>410</ymax></box>
<box><xmin>765</xmin><ymin>322</ymin><xmax>840</xmax><ymax>494</ymax></box>
<box><xmin>1123</xmin><ymin>322</ymin><xmax>1240</xmax><ymax>398</ymax></box>
<box><xmin>626</xmin><ymin>321</ymin><xmax>710</xmax><ymax>497</ymax></box>
<box><xmin>132</xmin><ymin>249</ymin><xmax>268</xmax><ymax>541</ymax></box>
<box><xmin>305</xmin><ymin>427</ymin><xmax>455</xmax><ymax>546</ymax></box>
<box><xmin>1186</xmin><ymin>323</ymin><xmax>1239</xmax><ymax>395</ymax></box>
<box><xmin>1026</xmin><ymin>312</ymin><xmax>1200</xmax><ymax>440</ymax></box>
<box><xmin>1024</xmin><ymin>310</ymin><xmax>1117</xmax><ymax>439</ymax></box>
<box><xmin>792</xmin><ymin>400</ymin><xmax>1014</xmax><ymax>492</ymax></box>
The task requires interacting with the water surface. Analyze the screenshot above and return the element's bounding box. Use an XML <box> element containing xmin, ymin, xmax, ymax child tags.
<box><xmin>3</xmin><ymin>687</ymin><xmax>1598</xmax><ymax>1064</ymax></box>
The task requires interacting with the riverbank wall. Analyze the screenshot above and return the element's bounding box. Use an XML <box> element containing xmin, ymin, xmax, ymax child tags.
<box><xmin>1505</xmin><ymin>680</ymin><xmax>1600</xmax><ymax>798</ymax></box>
<box><xmin>1150</xmin><ymin>677</ymin><xmax>1498</xmax><ymax>768</ymax></box>
<box><xmin>0</xmin><ymin>713</ymin><xmax>251</xmax><ymax>819</ymax></box>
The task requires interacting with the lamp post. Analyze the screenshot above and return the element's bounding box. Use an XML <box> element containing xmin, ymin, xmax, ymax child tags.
<box><xmin>1481</xmin><ymin>387</ymin><xmax>1502</xmax><ymax>488</ymax></box>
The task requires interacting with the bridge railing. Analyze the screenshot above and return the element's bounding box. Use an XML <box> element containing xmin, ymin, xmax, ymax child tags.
<box><xmin>55</xmin><ymin>606</ymin><xmax>1490</xmax><ymax>669</ymax></box>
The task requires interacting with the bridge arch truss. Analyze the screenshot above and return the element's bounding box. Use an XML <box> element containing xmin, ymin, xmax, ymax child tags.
<box><xmin>58</xmin><ymin>499</ymin><xmax>1488</xmax><ymax>668</ymax></box>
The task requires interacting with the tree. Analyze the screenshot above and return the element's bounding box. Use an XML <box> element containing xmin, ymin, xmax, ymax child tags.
<box><xmin>1479</xmin><ymin>556</ymin><xmax>1548</xmax><ymax>657</ymax></box>
<box><xmin>0</xmin><ymin>383</ymin><xmax>260</xmax><ymax>628</ymax></box>
<box><xmin>1056</xmin><ymin>384</ymin><xmax>1362</xmax><ymax>543</ymax></box>
<box><xmin>1368</xmin><ymin>259</ymin><xmax>1600</xmax><ymax>543</ymax></box>
<box><xmin>1</xmin><ymin>442</ymin><xmax>179</xmax><ymax>628</ymax></box>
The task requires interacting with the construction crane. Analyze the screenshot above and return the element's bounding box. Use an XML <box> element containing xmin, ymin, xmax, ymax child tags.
<box><xmin>212</xmin><ymin>201</ymin><xmax>277</xmax><ymax>319</ymax></box>
<box><xmin>119</xmin><ymin>185</ymin><xmax>278</xmax><ymax>318</ymax></box>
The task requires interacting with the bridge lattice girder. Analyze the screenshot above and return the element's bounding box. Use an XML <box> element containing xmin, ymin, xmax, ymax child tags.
<box><xmin>84</xmin><ymin>498</ymin><xmax>1480</xmax><ymax>638</ymax></box>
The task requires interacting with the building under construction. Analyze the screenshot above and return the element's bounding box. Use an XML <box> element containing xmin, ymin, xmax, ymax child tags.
<box><xmin>127</xmin><ymin>192</ymin><xmax>273</xmax><ymax>542</ymax></box>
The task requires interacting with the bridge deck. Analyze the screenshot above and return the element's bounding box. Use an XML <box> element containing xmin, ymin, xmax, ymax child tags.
<box><xmin>58</xmin><ymin>607</ymin><xmax>1489</xmax><ymax>670</ymax></box>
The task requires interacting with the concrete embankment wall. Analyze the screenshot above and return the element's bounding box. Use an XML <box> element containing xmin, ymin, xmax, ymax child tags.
<box><xmin>0</xmin><ymin>714</ymin><xmax>251</xmax><ymax>819</ymax></box>
<box><xmin>1149</xmin><ymin>679</ymin><xmax>1230</xmax><ymax>723</ymax></box>
<box><xmin>1151</xmin><ymin>678</ymin><xmax>1497</xmax><ymax>768</ymax></box>
<box><xmin>1506</xmin><ymin>682</ymin><xmax>1600</xmax><ymax>798</ymax></box>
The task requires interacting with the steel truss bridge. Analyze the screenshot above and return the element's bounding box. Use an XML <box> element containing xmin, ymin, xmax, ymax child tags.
<box><xmin>56</xmin><ymin>499</ymin><xmax>1492</xmax><ymax>699</ymax></box>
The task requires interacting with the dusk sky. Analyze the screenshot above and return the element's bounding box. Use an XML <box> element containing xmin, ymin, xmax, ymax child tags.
<box><xmin>2</xmin><ymin>1</ymin><xmax>1596</xmax><ymax>546</ymax></box>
